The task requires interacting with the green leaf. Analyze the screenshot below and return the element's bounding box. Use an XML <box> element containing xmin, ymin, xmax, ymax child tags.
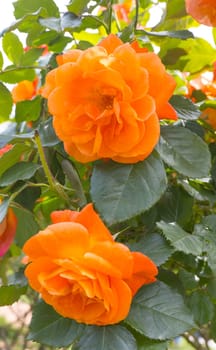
<box><xmin>61</xmin><ymin>12</ymin><xmax>82</xmax><ymax>31</ymax></box>
<box><xmin>0</xmin><ymin>285</ymin><xmax>27</xmax><ymax>306</ymax></box>
<box><xmin>2</xmin><ymin>32</ymin><xmax>23</xmax><ymax>65</ymax></box>
<box><xmin>126</xmin><ymin>281</ymin><xmax>195</xmax><ymax>340</ymax></box>
<box><xmin>170</xmin><ymin>95</ymin><xmax>200</xmax><ymax>120</ymax></box>
<box><xmin>73</xmin><ymin>325</ymin><xmax>137</xmax><ymax>350</ymax></box>
<box><xmin>133</xmin><ymin>333</ymin><xmax>167</xmax><ymax>350</ymax></box>
<box><xmin>13</xmin><ymin>206</ymin><xmax>39</xmax><ymax>247</ymax></box>
<box><xmin>15</xmin><ymin>96</ymin><xmax>42</xmax><ymax>123</ymax></box>
<box><xmin>0</xmin><ymin>143</ymin><xmax>30</xmax><ymax>177</ymax></box>
<box><xmin>39</xmin><ymin>17</ymin><xmax>61</xmax><ymax>32</ymax></box>
<box><xmin>137</xmin><ymin>29</ymin><xmax>193</xmax><ymax>40</ymax></box>
<box><xmin>157</xmin><ymin>221</ymin><xmax>203</xmax><ymax>256</ymax></box>
<box><xmin>91</xmin><ymin>153</ymin><xmax>167</xmax><ymax>225</ymax></box>
<box><xmin>0</xmin><ymin>67</ymin><xmax>35</xmax><ymax>83</ymax></box>
<box><xmin>0</xmin><ymin>83</ymin><xmax>13</xmax><ymax>121</ymax></box>
<box><xmin>158</xmin><ymin>185</ymin><xmax>194</xmax><ymax>227</ymax></box>
<box><xmin>38</xmin><ymin>117</ymin><xmax>60</xmax><ymax>146</ymax></box>
<box><xmin>0</xmin><ymin>51</ymin><xmax>3</xmax><ymax>70</ymax></box>
<box><xmin>13</xmin><ymin>0</ymin><xmax>59</xmax><ymax>19</ymax></box>
<box><xmin>67</xmin><ymin>0</ymin><xmax>89</xmax><ymax>15</ymax></box>
<box><xmin>0</xmin><ymin>162</ymin><xmax>41</xmax><ymax>186</ymax></box>
<box><xmin>187</xmin><ymin>291</ymin><xmax>214</xmax><ymax>326</ymax></box>
<box><xmin>157</xmin><ymin>125</ymin><xmax>211</xmax><ymax>178</ymax></box>
<box><xmin>28</xmin><ymin>300</ymin><xmax>85</xmax><ymax>347</ymax></box>
<box><xmin>0</xmin><ymin>199</ymin><xmax>9</xmax><ymax>222</ymax></box>
<box><xmin>166</xmin><ymin>0</ymin><xmax>187</xmax><ymax>19</ymax></box>
<box><xmin>127</xmin><ymin>233</ymin><xmax>174</xmax><ymax>266</ymax></box>
<box><xmin>181</xmin><ymin>38</ymin><xmax>216</xmax><ymax>73</ymax></box>
<box><xmin>20</xmin><ymin>47</ymin><xmax>44</xmax><ymax>66</ymax></box>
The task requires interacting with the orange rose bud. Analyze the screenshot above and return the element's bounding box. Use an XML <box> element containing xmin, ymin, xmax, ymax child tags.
<box><xmin>12</xmin><ymin>78</ymin><xmax>38</xmax><ymax>103</ymax></box>
<box><xmin>185</xmin><ymin>0</ymin><xmax>216</xmax><ymax>27</ymax></box>
<box><xmin>23</xmin><ymin>203</ymin><xmax>157</xmax><ymax>325</ymax></box>
<box><xmin>41</xmin><ymin>34</ymin><xmax>177</xmax><ymax>164</ymax></box>
<box><xmin>0</xmin><ymin>208</ymin><xmax>17</xmax><ymax>257</ymax></box>
<box><xmin>200</xmin><ymin>107</ymin><xmax>216</xmax><ymax>129</ymax></box>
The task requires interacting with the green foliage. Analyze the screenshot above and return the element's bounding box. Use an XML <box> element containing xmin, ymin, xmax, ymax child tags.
<box><xmin>0</xmin><ymin>0</ymin><xmax>216</xmax><ymax>349</ymax></box>
<box><xmin>91</xmin><ymin>154</ymin><xmax>167</xmax><ymax>225</ymax></box>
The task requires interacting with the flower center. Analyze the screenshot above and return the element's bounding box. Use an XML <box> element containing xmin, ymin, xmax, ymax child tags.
<box><xmin>101</xmin><ymin>94</ymin><xmax>114</xmax><ymax>110</ymax></box>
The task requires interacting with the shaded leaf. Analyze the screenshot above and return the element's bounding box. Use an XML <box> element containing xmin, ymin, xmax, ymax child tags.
<box><xmin>0</xmin><ymin>82</ymin><xmax>13</xmax><ymax>121</ymax></box>
<box><xmin>127</xmin><ymin>233</ymin><xmax>174</xmax><ymax>266</ymax></box>
<box><xmin>15</xmin><ymin>96</ymin><xmax>42</xmax><ymax>123</ymax></box>
<box><xmin>91</xmin><ymin>153</ymin><xmax>167</xmax><ymax>225</ymax></box>
<box><xmin>187</xmin><ymin>291</ymin><xmax>214</xmax><ymax>326</ymax></box>
<box><xmin>0</xmin><ymin>285</ymin><xmax>27</xmax><ymax>306</ymax></box>
<box><xmin>13</xmin><ymin>206</ymin><xmax>39</xmax><ymax>247</ymax></box>
<box><xmin>28</xmin><ymin>300</ymin><xmax>85</xmax><ymax>347</ymax></box>
<box><xmin>73</xmin><ymin>325</ymin><xmax>137</xmax><ymax>350</ymax></box>
<box><xmin>157</xmin><ymin>125</ymin><xmax>211</xmax><ymax>178</ymax></box>
<box><xmin>0</xmin><ymin>162</ymin><xmax>41</xmax><ymax>186</ymax></box>
<box><xmin>126</xmin><ymin>281</ymin><xmax>195</xmax><ymax>340</ymax></box>
<box><xmin>0</xmin><ymin>143</ymin><xmax>30</xmax><ymax>177</ymax></box>
<box><xmin>157</xmin><ymin>221</ymin><xmax>203</xmax><ymax>256</ymax></box>
<box><xmin>170</xmin><ymin>95</ymin><xmax>200</xmax><ymax>120</ymax></box>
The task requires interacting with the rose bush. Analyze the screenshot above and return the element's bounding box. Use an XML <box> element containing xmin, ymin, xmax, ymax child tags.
<box><xmin>41</xmin><ymin>34</ymin><xmax>177</xmax><ymax>164</ymax></box>
<box><xmin>23</xmin><ymin>203</ymin><xmax>157</xmax><ymax>325</ymax></box>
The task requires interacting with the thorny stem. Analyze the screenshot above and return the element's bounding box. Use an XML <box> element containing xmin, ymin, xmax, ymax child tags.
<box><xmin>134</xmin><ymin>0</ymin><xmax>139</xmax><ymax>31</ymax></box>
<box><xmin>34</xmin><ymin>130</ymin><xmax>71</xmax><ymax>205</ymax></box>
<box><xmin>107</xmin><ymin>0</ymin><xmax>114</xmax><ymax>34</ymax></box>
<box><xmin>34</xmin><ymin>130</ymin><xmax>55</xmax><ymax>190</ymax></box>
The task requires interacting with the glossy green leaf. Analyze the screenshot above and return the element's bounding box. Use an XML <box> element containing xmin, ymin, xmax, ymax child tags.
<box><xmin>15</xmin><ymin>96</ymin><xmax>42</xmax><ymax>122</ymax></box>
<box><xmin>38</xmin><ymin>117</ymin><xmax>60</xmax><ymax>146</ymax></box>
<box><xmin>0</xmin><ymin>285</ymin><xmax>27</xmax><ymax>306</ymax></box>
<box><xmin>133</xmin><ymin>333</ymin><xmax>168</xmax><ymax>350</ymax></box>
<box><xmin>39</xmin><ymin>17</ymin><xmax>61</xmax><ymax>32</ymax></box>
<box><xmin>13</xmin><ymin>0</ymin><xmax>59</xmax><ymax>19</ymax></box>
<box><xmin>13</xmin><ymin>206</ymin><xmax>39</xmax><ymax>247</ymax></box>
<box><xmin>0</xmin><ymin>143</ymin><xmax>30</xmax><ymax>177</ymax></box>
<box><xmin>157</xmin><ymin>125</ymin><xmax>211</xmax><ymax>178</ymax></box>
<box><xmin>61</xmin><ymin>12</ymin><xmax>82</xmax><ymax>30</ymax></box>
<box><xmin>137</xmin><ymin>29</ymin><xmax>193</xmax><ymax>40</ymax></box>
<box><xmin>73</xmin><ymin>325</ymin><xmax>137</xmax><ymax>350</ymax></box>
<box><xmin>0</xmin><ymin>82</ymin><xmax>13</xmax><ymax>121</ymax></box>
<box><xmin>127</xmin><ymin>233</ymin><xmax>174</xmax><ymax>266</ymax></box>
<box><xmin>2</xmin><ymin>32</ymin><xmax>23</xmax><ymax>65</ymax></box>
<box><xmin>20</xmin><ymin>47</ymin><xmax>44</xmax><ymax>66</ymax></box>
<box><xmin>188</xmin><ymin>291</ymin><xmax>214</xmax><ymax>326</ymax></box>
<box><xmin>0</xmin><ymin>51</ymin><xmax>3</xmax><ymax>69</ymax></box>
<box><xmin>157</xmin><ymin>221</ymin><xmax>203</xmax><ymax>256</ymax></box>
<box><xmin>0</xmin><ymin>198</ymin><xmax>9</xmax><ymax>222</ymax></box>
<box><xmin>126</xmin><ymin>281</ymin><xmax>195</xmax><ymax>340</ymax></box>
<box><xmin>28</xmin><ymin>300</ymin><xmax>85</xmax><ymax>347</ymax></box>
<box><xmin>0</xmin><ymin>67</ymin><xmax>35</xmax><ymax>83</ymax></box>
<box><xmin>158</xmin><ymin>185</ymin><xmax>194</xmax><ymax>226</ymax></box>
<box><xmin>91</xmin><ymin>153</ymin><xmax>167</xmax><ymax>225</ymax></box>
<box><xmin>170</xmin><ymin>95</ymin><xmax>200</xmax><ymax>120</ymax></box>
<box><xmin>67</xmin><ymin>0</ymin><xmax>89</xmax><ymax>15</ymax></box>
<box><xmin>0</xmin><ymin>162</ymin><xmax>41</xmax><ymax>186</ymax></box>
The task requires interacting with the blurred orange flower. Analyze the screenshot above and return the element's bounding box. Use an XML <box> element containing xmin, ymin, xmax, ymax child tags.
<box><xmin>0</xmin><ymin>144</ymin><xmax>13</xmax><ymax>156</ymax></box>
<box><xmin>200</xmin><ymin>107</ymin><xmax>216</xmax><ymax>129</ymax></box>
<box><xmin>0</xmin><ymin>208</ymin><xmax>17</xmax><ymax>257</ymax></box>
<box><xmin>12</xmin><ymin>78</ymin><xmax>38</xmax><ymax>103</ymax></box>
<box><xmin>185</xmin><ymin>0</ymin><xmax>216</xmax><ymax>27</ymax></box>
<box><xmin>23</xmin><ymin>203</ymin><xmax>157</xmax><ymax>325</ymax></box>
<box><xmin>42</xmin><ymin>34</ymin><xmax>177</xmax><ymax>163</ymax></box>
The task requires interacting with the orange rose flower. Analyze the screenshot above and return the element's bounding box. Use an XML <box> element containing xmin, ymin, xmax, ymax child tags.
<box><xmin>23</xmin><ymin>203</ymin><xmax>157</xmax><ymax>325</ymax></box>
<box><xmin>185</xmin><ymin>0</ymin><xmax>216</xmax><ymax>27</ymax></box>
<box><xmin>12</xmin><ymin>78</ymin><xmax>38</xmax><ymax>103</ymax></box>
<box><xmin>0</xmin><ymin>208</ymin><xmax>17</xmax><ymax>257</ymax></box>
<box><xmin>41</xmin><ymin>34</ymin><xmax>177</xmax><ymax>163</ymax></box>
